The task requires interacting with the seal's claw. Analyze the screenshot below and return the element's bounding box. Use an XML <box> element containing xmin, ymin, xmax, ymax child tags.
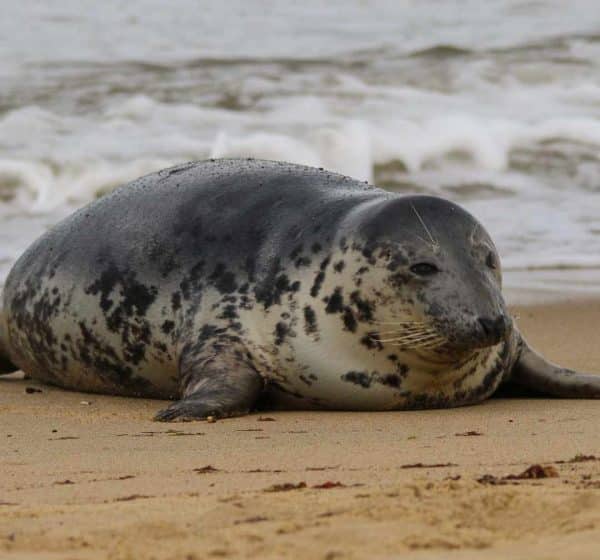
<box><xmin>153</xmin><ymin>400</ymin><xmax>219</xmax><ymax>422</ymax></box>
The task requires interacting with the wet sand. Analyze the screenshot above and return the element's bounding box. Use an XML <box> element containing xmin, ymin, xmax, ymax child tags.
<box><xmin>1</xmin><ymin>299</ymin><xmax>600</xmax><ymax>559</ymax></box>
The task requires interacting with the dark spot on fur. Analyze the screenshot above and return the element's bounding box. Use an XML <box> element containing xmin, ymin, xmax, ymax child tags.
<box><xmin>350</xmin><ymin>291</ymin><xmax>374</xmax><ymax>322</ymax></box>
<box><xmin>219</xmin><ymin>304</ymin><xmax>239</xmax><ymax>320</ymax></box>
<box><xmin>325</xmin><ymin>287</ymin><xmax>344</xmax><ymax>314</ymax></box>
<box><xmin>274</xmin><ymin>322</ymin><xmax>291</xmax><ymax>345</ymax></box>
<box><xmin>342</xmin><ymin>307</ymin><xmax>357</xmax><ymax>332</ymax></box>
<box><xmin>84</xmin><ymin>264</ymin><xmax>158</xmax><ymax>366</ymax></box>
<box><xmin>341</xmin><ymin>371</ymin><xmax>372</xmax><ymax>388</ymax></box>
<box><xmin>310</xmin><ymin>271</ymin><xmax>325</xmax><ymax>298</ymax></box>
<box><xmin>275</xmin><ymin>274</ymin><xmax>291</xmax><ymax>292</ymax></box>
<box><xmin>380</xmin><ymin>374</ymin><xmax>401</xmax><ymax>388</ymax></box>
<box><xmin>75</xmin><ymin>321</ymin><xmax>153</xmax><ymax>395</ymax></box>
<box><xmin>86</xmin><ymin>265</ymin><xmax>155</xmax><ymax>317</ymax></box>
<box><xmin>303</xmin><ymin>305</ymin><xmax>318</xmax><ymax>335</ymax></box>
<box><xmin>229</xmin><ymin>321</ymin><xmax>243</xmax><ymax>333</ymax></box>
<box><xmin>396</xmin><ymin>364</ymin><xmax>409</xmax><ymax>377</ymax></box>
<box><xmin>239</xmin><ymin>295</ymin><xmax>252</xmax><ymax>310</ymax></box>
<box><xmin>311</xmin><ymin>242</ymin><xmax>322</xmax><ymax>253</ymax></box>
<box><xmin>180</xmin><ymin>278</ymin><xmax>191</xmax><ymax>300</ymax></box>
<box><xmin>389</xmin><ymin>272</ymin><xmax>413</xmax><ymax>288</ymax></box>
<box><xmin>161</xmin><ymin>320</ymin><xmax>175</xmax><ymax>334</ymax></box>
<box><xmin>255</xmin><ymin>264</ymin><xmax>300</xmax><ymax>309</ymax></box>
<box><xmin>238</xmin><ymin>283</ymin><xmax>249</xmax><ymax>294</ymax></box>
<box><xmin>7</xmin><ymin>277</ymin><xmax>65</xmax><ymax>374</ymax></box>
<box><xmin>361</xmin><ymin>245</ymin><xmax>376</xmax><ymax>265</ymax></box>
<box><xmin>154</xmin><ymin>341</ymin><xmax>168</xmax><ymax>353</ymax></box>
<box><xmin>333</xmin><ymin>260</ymin><xmax>345</xmax><ymax>273</ymax></box>
<box><xmin>360</xmin><ymin>332</ymin><xmax>383</xmax><ymax>351</ymax></box>
<box><xmin>210</xmin><ymin>263</ymin><xmax>238</xmax><ymax>294</ymax></box>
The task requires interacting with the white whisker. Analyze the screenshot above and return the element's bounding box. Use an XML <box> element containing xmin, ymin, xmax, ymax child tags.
<box><xmin>372</xmin><ymin>320</ymin><xmax>428</xmax><ymax>325</ymax></box>
<box><xmin>374</xmin><ymin>333</ymin><xmax>446</xmax><ymax>345</ymax></box>
<box><xmin>410</xmin><ymin>202</ymin><xmax>439</xmax><ymax>251</ymax></box>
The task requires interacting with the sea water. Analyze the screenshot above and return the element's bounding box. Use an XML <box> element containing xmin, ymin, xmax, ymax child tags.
<box><xmin>1</xmin><ymin>1</ymin><xmax>600</xmax><ymax>301</ymax></box>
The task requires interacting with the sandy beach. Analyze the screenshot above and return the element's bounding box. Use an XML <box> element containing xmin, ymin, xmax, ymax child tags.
<box><xmin>1</xmin><ymin>299</ymin><xmax>600</xmax><ymax>559</ymax></box>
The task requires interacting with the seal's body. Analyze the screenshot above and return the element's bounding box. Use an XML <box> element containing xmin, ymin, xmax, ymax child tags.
<box><xmin>1</xmin><ymin>159</ymin><xmax>598</xmax><ymax>421</ymax></box>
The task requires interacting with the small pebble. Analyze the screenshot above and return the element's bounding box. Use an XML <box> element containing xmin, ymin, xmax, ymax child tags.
<box><xmin>206</xmin><ymin>416</ymin><xmax>216</xmax><ymax>423</ymax></box>
<box><xmin>80</xmin><ymin>401</ymin><xmax>91</xmax><ymax>406</ymax></box>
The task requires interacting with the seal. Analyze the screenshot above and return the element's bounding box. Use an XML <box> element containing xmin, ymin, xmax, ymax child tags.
<box><xmin>1</xmin><ymin>159</ymin><xmax>598</xmax><ymax>421</ymax></box>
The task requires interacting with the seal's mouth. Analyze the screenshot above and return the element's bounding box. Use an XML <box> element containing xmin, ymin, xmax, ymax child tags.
<box><xmin>369</xmin><ymin>314</ymin><xmax>513</xmax><ymax>354</ymax></box>
<box><xmin>438</xmin><ymin>313</ymin><xmax>514</xmax><ymax>353</ymax></box>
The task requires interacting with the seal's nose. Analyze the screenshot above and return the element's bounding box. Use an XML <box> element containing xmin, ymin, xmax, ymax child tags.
<box><xmin>477</xmin><ymin>314</ymin><xmax>510</xmax><ymax>344</ymax></box>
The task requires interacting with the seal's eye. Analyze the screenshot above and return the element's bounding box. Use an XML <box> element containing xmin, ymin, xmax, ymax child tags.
<box><xmin>410</xmin><ymin>262</ymin><xmax>439</xmax><ymax>276</ymax></box>
<box><xmin>486</xmin><ymin>252</ymin><xmax>497</xmax><ymax>270</ymax></box>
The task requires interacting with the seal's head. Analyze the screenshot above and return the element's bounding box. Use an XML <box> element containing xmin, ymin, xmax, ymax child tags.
<box><xmin>355</xmin><ymin>195</ymin><xmax>511</xmax><ymax>357</ymax></box>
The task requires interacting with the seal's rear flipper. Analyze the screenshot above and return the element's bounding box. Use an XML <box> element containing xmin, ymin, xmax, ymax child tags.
<box><xmin>0</xmin><ymin>319</ymin><xmax>18</xmax><ymax>375</ymax></box>
<box><xmin>154</xmin><ymin>347</ymin><xmax>264</xmax><ymax>422</ymax></box>
<box><xmin>0</xmin><ymin>355</ymin><xmax>18</xmax><ymax>375</ymax></box>
<box><xmin>507</xmin><ymin>335</ymin><xmax>600</xmax><ymax>398</ymax></box>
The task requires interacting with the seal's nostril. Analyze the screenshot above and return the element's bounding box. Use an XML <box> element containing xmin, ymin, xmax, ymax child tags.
<box><xmin>496</xmin><ymin>314</ymin><xmax>511</xmax><ymax>336</ymax></box>
<box><xmin>478</xmin><ymin>317</ymin><xmax>495</xmax><ymax>337</ymax></box>
<box><xmin>478</xmin><ymin>315</ymin><xmax>508</xmax><ymax>341</ymax></box>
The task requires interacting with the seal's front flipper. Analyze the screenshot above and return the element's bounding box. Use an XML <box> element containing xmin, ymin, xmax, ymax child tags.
<box><xmin>154</xmin><ymin>350</ymin><xmax>264</xmax><ymax>422</ymax></box>
<box><xmin>507</xmin><ymin>335</ymin><xmax>600</xmax><ymax>398</ymax></box>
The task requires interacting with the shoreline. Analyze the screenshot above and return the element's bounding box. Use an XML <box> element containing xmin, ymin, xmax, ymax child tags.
<box><xmin>1</xmin><ymin>298</ymin><xmax>600</xmax><ymax>559</ymax></box>
<box><xmin>503</xmin><ymin>268</ymin><xmax>600</xmax><ymax>305</ymax></box>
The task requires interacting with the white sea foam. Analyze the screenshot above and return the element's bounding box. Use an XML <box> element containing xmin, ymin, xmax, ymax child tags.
<box><xmin>1</xmin><ymin>1</ymin><xmax>599</xmax><ymax>297</ymax></box>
